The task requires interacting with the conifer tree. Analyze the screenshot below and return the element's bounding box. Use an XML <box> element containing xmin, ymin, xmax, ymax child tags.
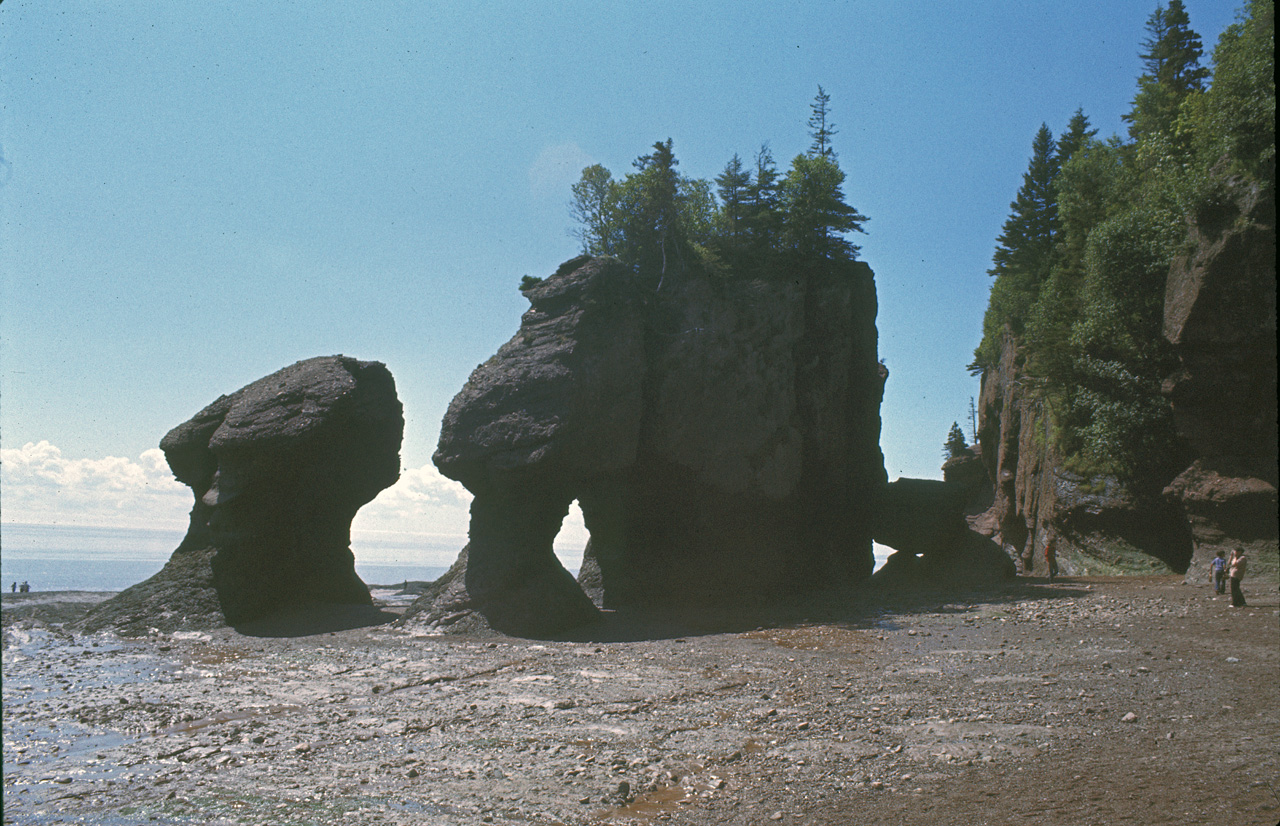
<box><xmin>1056</xmin><ymin>108</ymin><xmax>1098</xmax><ymax>165</ymax></box>
<box><xmin>782</xmin><ymin>88</ymin><xmax>867</xmax><ymax>261</ymax></box>
<box><xmin>1124</xmin><ymin>0</ymin><xmax>1210</xmax><ymax>150</ymax></box>
<box><xmin>625</xmin><ymin>138</ymin><xmax>682</xmax><ymax>276</ymax></box>
<box><xmin>781</xmin><ymin>153</ymin><xmax>867</xmax><ymax>261</ymax></box>
<box><xmin>741</xmin><ymin>144</ymin><xmax>783</xmax><ymax>255</ymax></box>
<box><xmin>988</xmin><ymin>124</ymin><xmax>1060</xmax><ymax>303</ymax></box>
<box><xmin>715</xmin><ymin>153</ymin><xmax>752</xmax><ymax>246</ymax></box>
<box><xmin>808</xmin><ymin>85</ymin><xmax>838</xmax><ymax>157</ymax></box>
<box><xmin>944</xmin><ymin>422</ymin><xmax>970</xmax><ymax>461</ymax></box>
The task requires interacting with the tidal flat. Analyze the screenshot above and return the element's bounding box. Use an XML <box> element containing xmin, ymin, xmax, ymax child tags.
<box><xmin>3</xmin><ymin>577</ymin><xmax>1277</xmax><ymax>825</ymax></box>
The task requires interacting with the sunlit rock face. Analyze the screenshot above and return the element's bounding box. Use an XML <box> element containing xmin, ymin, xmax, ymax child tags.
<box><xmin>1163</xmin><ymin>171</ymin><xmax>1277</xmax><ymax>571</ymax></box>
<box><xmin>81</xmin><ymin>356</ymin><xmax>403</xmax><ymax>632</ymax></box>
<box><xmin>406</xmin><ymin>255</ymin><xmax>887</xmax><ymax>636</ymax></box>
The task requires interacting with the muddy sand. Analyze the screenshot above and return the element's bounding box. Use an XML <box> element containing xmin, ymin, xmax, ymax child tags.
<box><xmin>3</xmin><ymin>576</ymin><xmax>1277</xmax><ymax>825</ymax></box>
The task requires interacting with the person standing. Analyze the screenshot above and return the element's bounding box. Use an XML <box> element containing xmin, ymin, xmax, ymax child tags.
<box><xmin>1044</xmin><ymin>536</ymin><xmax>1059</xmax><ymax>583</ymax></box>
<box><xmin>1228</xmin><ymin>548</ymin><xmax>1248</xmax><ymax>607</ymax></box>
<box><xmin>1210</xmin><ymin>550</ymin><xmax>1228</xmax><ymax>595</ymax></box>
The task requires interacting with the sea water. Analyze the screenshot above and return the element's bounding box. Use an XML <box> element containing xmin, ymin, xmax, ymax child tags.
<box><xmin>0</xmin><ymin>523</ymin><xmax>476</xmax><ymax>592</ymax></box>
<box><xmin>2</xmin><ymin>522</ymin><xmax>884</xmax><ymax>593</ymax></box>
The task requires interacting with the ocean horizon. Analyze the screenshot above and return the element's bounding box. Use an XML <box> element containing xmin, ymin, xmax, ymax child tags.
<box><xmin>0</xmin><ymin>522</ymin><xmax>491</xmax><ymax>592</ymax></box>
<box><xmin>2</xmin><ymin>522</ymin><xmax>890</xmax><ymax>593</ymax></box>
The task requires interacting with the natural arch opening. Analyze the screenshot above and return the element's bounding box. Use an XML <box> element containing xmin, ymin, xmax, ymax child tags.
<box><xmin>553</xmin><ymin>499</ymin><xmax>589</xmax><ymax>576</ymax></box>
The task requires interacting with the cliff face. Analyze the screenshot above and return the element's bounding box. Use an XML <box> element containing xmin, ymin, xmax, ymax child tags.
<box><xmin>976</xmin><ymin>330</ymin><xmax>1191</xmax><ymax>578</ymax></box>
<box><xmin>1162</xmin><ymin>174</ymin><xmax>1278</xmax><ymax>573</ymax></box>
<box><xmin>977</xmin><ymin>172</ymin><xmax>1277</xmax><ymax>579</ymax></box>
<box><xmin>409</xmin><ymin>255</ymin><xmax>886</xmax><ymax>635</ymax></box>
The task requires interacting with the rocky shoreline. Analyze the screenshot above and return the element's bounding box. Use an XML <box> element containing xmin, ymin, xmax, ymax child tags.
<box><xmin>3</xmin><ymin>576</ymin><xmax>1277</xmax><ymax>825</ymax></box>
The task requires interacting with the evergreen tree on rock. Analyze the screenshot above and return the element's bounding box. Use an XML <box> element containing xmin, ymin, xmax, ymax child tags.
<box><xmin>987</xmin><ymin>124</ymin><xmax>1060</xmax><ymax>320</ymax></box>
<box><xmin>715</xmin><ymin>153</ymin><xmax>752</xmax><ymax>247</ymax></box>
<box><xmin>1124</xmin><ymin>0</ymin><xmax>1210</xmax><ymax>153</ymax></box>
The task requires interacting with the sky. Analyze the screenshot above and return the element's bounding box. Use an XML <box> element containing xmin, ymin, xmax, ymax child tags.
<box><xmin>0</xmin><ymin>1</ymin><xmax>1244</xmax><ymax>565</ymax></box>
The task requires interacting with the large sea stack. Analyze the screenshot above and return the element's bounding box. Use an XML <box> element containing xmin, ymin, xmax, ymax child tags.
<box><xmin>80</xmin><ymin>356</ymin><xmax>404</xmax><ymax>633</ymax></box>
<box><xmin>403</xmin><ymin>255</ymin><xmax>888</xmax><ymax>635</ymax></box>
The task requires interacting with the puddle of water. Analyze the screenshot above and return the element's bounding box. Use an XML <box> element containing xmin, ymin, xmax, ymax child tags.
<box><xmin>597</xmin><ymin>785</ymin><xmax>695</xmax><ymax>822</ymax></box>
<box><xmin>595</xmin><ymin>761</ymin><xmax>722</xmax><ymax>823</ymax></box>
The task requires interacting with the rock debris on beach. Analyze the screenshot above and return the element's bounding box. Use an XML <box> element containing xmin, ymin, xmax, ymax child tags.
<box><xmin>3</xmin><ymin>576</ymin><xmax>1278</xmax><ymax>825</ymax></box>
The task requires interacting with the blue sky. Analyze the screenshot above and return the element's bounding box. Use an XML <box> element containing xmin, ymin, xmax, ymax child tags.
<box><xmin>0</xmin><ymin>0</ymin><xmax>1242</xmax><ymax>552</ymax></box>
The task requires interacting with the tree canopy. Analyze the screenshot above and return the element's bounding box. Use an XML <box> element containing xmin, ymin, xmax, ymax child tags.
<box><xmin>971</xmin><ymin>0</ymin><xmax>1275</xmax><ymax>483</ymax></box>
<box><xmin>567</xmin><ymin>88</ymin><xmax>868</xmax><ymax>280</ymax></box>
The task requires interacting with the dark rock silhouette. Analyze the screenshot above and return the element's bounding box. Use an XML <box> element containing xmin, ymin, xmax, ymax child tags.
<box><xmin>1162</xmin><ymin>171</ymin><xmax>1278</xmax><ymax>573</ymax></box>
<box><xmin>404</xmin><ymin>255</ymin><xmax>887</xmax><ymax>635</ymax></box>
<box><xmin>80</xmin><ymin>356</ymin><xmax>403</xmax><ymax>633</ymax></box>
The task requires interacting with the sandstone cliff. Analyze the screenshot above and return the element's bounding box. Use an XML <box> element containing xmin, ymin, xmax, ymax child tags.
<box><xmin>975</xmin><ymin>172</ymin><xmax>1277</xmax><ymax>580</ymax></box>
<box><xmin>1162</xmin><ymin>173</ymin><xmax>1277</xmax><ymax>575</ymax></box>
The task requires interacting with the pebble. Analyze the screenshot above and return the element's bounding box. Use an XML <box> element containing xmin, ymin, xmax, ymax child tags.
<box><xmin>1121</xmin><ymin>712</ymin><xmax>1138</xmax><ymax>722</ymax></box>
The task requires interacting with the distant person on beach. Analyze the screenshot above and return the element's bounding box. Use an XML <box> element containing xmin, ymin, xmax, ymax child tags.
<box><xmin>1211</xmin><ymin>550</ymin><xmax>1228</xmax><ymax>595</ymax></box>
<box><xmin>19</xmin><ymin>581</ymin><xmax>30</xmax><ymax>593</ymax></box>
<box><xmin>1044</xmin><ymin>537</ymin><xmax>1058</xmax><ymax>583</ymax></box>
<box><xmin>1228</xmin><ymin>548</ymin><xmax>1248</xmax><ymax>607</ymax></box>
<box><xmin>10</xmin><ymin>582</ymin><xmax>15</xmax><ymax>593</ymax></box>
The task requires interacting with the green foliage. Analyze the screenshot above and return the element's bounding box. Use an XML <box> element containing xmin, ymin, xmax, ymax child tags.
<box><xmin>989</xmin><ymin>124</ymin><xmax>1060</xmax><ymax>287</ymax></box>
<box><xmin>780</xmin><ymin>153</ymin><xmax>867</xmax><ymax>260</ymax></box>
<box><xmin>740</xmin><ymin>144</ymin><xmax>784</xmax><ymax>258</ymax></box>
<box><xmin>972</xmin><ymin>124</ymin><xmax>1062</xmax><ymax>369</ymax></box>
<box><xmin>972</xmin><ymin>0</ymin><xmax>1274</xmax><ymax>488</ymax></box>
<box><xmin>519</xmin><ymin>274</ymin><xmax>544</xmax><ymax>291</ymax></box>
<box><xmin>714</xmin><ymin>153</ymin><xmax>752</xmax><ymax>245</ymax></box>
<box><xmin>808</xmin><ymin>85</ymin><xmax>838</xmax><ymax>158</ymax></box>
<box><xmin>943</xmin><ymin>422</ymin><xmax>970</xmax><ymax>461</ymax></box>
<box><xmin>1059</xmin><ymin>206</ymin><xmax>1183</xmax><ymax>476</ymax></box>
<box><xmin>1183</xmin><ymin>0</ymin><xmax>1275</xmax><ymax>183</ymax></box>
<box><xmin>568</xmin><ymin>164</ymin><xmax>622</xmax><ymax>256</ymax></box>
<box><xmin>1124</xmin><ymin>0</ymin><xmax>1210</xmax><ymax>157</ymax></box>
<box><xmin>566</xmin><ymin>90</ymin><xmax>869</xmax><ymax>281</ymax></box>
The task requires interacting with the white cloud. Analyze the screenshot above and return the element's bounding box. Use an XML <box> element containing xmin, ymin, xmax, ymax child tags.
<box><xmin>1</xmin><ymin>442</ymin><xmax>589</xmax><ymax>557</ymax></box>
<box><xmin>354</xmin><ymin>461</ymin><xmax>590</xmax><ymax>554</ymax></box>
<box><xmin>353</xmin><ymin>461</ymin><xmax>473</xmax><ymax>538</ymax></box>
<box><xmin>528</xmin><ymin>142</ymin><xmax>594</xmax><ymax>199</ymax></box>
<box><xmin>0</xmin><ymin>440</ymin><xmax>191</xmax><ymax>529</ymax></box>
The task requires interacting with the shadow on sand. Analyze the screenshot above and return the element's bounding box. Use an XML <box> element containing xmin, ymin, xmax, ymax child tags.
<box><xmin>545</xmin><ymin>578</ymin><xmax>1095</xmax><ymax>644</ymax></box>
<box><xmin>233</xmin><ymin>603</ymin><xmax>400</xmax><ymax>638</ymax></box>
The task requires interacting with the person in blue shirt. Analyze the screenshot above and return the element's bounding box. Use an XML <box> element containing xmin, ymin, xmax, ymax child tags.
<box><xmin>1211</xmin><ymin>550</ymin><xmax>1228</xmax><ymax>595</ymax></box>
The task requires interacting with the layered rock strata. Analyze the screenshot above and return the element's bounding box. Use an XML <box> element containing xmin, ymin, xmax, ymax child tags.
<box><xmin>81</xmin><ymin>356</ymin><xmax>403</xmax><ymax>632</ymax></box>
<box><xmin>976</xmin><ymin>329</ymin><xmax>1192</xmax><ymax>577</ymax></box>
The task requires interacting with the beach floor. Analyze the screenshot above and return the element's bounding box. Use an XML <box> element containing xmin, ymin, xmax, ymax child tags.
<box><xmin>3</xmin><ymin>576</ymin><xmax>1277</xmax><ymax>825</ymax></box>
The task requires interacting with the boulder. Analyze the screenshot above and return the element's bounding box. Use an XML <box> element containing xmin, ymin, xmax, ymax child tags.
<box><xmin>81</xmin><ymin>356</ymin><xmax>403</xmax><ymax>632</ymax></box>
<box><xmin>870</xmin><ymin>476</ymin><xmax>1015</xmax><ymax>586</ymax></box>
<box><xmin>404</xmin><ymin>256</ymin><xmax>886</xmax><ymax>635</ymax></box>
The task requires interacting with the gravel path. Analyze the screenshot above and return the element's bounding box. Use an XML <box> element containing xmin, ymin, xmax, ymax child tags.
<box><xmin>3</xmin><ymin>576</ymin><xmax>1277</xmax><ymax>825</ymax></box>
